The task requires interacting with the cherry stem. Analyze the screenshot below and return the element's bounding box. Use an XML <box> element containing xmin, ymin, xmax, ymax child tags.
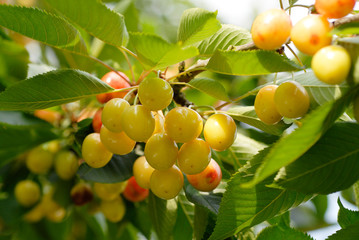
<box><xmin>119</xmin><ymin>46</ymin><xmax>139</xmax><ymax>60</ymax></box>
<box><xmin>119</xmin><ymin>48</ymin><xmax>136</xmax><ymax>84</ymax></box>
<box><xmin>88</xmin><ymin>56</ymin><xmax>133</xmax><ymax>85</ymax></box>
<box><xmin>279</xmin><ymin>0</ymin><xmax>284</xmax><ymax>10</ymax></box>
<box><xmin>215</xmin><ymin>89</ymin><xmax>258</xmax><ymax>110</ymax></box>
<box><xmin>284</xmin><ymin>4</ymin><xmax>312</xmax><ymax>11</ymax></box>
<box><xmin>123</xmin><ymin>87</ymin><xmax>138</xmax><ymax>102</ymax></box>
<box><xmin>285</xmin><ymin>43</ymin><xmax>306</xmax><ymax>72</ymax></box>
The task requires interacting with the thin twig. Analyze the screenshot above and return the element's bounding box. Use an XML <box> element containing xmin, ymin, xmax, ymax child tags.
<box><xmin>333</xmin><ymin>14</ymin><xmax>359</xmax><ymax>28</ymax></box>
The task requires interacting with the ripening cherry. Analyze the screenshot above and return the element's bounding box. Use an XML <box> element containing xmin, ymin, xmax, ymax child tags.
<box><xmin>177</xmin><ymin>138</ymin><xmax>211</xmax><ymax>175</ymax></box>
<box><xmin>187</xmin><ymin>159</ymin><xmax>222</xmax><ymax>192</ymax></box>
<box><xmin>123</xmin><ymin>176</ymin><xmax>149</xmax><ymax>202</ymax></box>
<box><xmin>34</xmin><ymin>109</ymin><xmax>61</xmax><ymax>125</ymax></box>
<box><xmin>15</xmin><ymin>180</ymin><xmax>41</xmax><ymax>207</ymax></box>
<box><xmin>26</xmin><ymin>144</ymin><xmax>54</xmax><ymax>174</ymax></box>
<box><xmin>164</xmin><ymin>107</ymin><xmax>203</xmax><ymax>143</ymax></box>
<box><xmin>251</xmin><ymin>9</ymin><xmax>292</xmax><ymax>50</ymax></box>
<box><xmin>274</xmin><ymin>81</ymin><xmax>310</xmax><ymax>118</ymax></box>
<box><xmin>54</xmin><ymin>150</ymin><xmax>79</xmax><ymax>180</ymax></box>
<box><xmin>121</xmin><ymin>105</ymin><xmax>156</xmax><ymax>142</ymax></box>
<box><xmin>312</xmin><ymin>45</ymin><xmax>351</xmax><ymax>85</ymax></box>
<box><xmin>92</xmin><ymin>108</ymin><xmax>103</xmax><ymax>133</ymax></box>
<box><xmin>315</xmin><ymin>0</ymin><xmax>356</xmax><ymax>19</ymax></box>
<box><xmin>70</xmin><ymin>182</ymin><xmax>93</xmax><ymax>206</ymax></box>
<box><xmin>100</xmin><ymin>196</ymin><xmax>126</xmax><ymax>222</ymax></box>
<box><xmin>144</xmin><ymin>133</ymin><xmax>178</xmax><ymax>170</ymax></box>
<box><xmin>133</xmin><ymin>156</ymin><xmax>155</xmax><ymax>189</ymax></box>
<box><xmin>291</xmin><ymin>14</ymin><xmax>332</xmax><ymax>55</ymax></box>
<box><xmin>94</xmin><ymin>182</ymin><xmax>127</xmax><ymax>201</ymax></box>
<box><xmin>101</xmin><ymin>98</ymin><xmax>130</xmax><ymax>132</ymax></box>
<box><xmin>96</xmin><ymin>71</ymin><xmax>131</xmax><ymax>104</ymax></box>
<box><xmin>203</xmin><ymin>113</ymin><xmax>237</xmax><ymax>151</ymax></box>
<box><xmin>254</xmin><ymin>85</ymin><xmax>283</xmax><ymax>125</ymax></box>
<box><xmin>150</xmin><ymin>166</ymin><xmax>184</xmax><ymax>200</ymax></box>
<box><xmin>82</xmin><ymin>133</ymin><xmax>113</xmax><ymax>168</ymax></box>
<box><xmin>138</xmin><ymin>77</ymin><xmax>173</xmax><ymax>111</ymax></box>
<box><xmin>100</xmin><ymin>126</ymin><xmax>136</xmax><ymax>155</ymax></box>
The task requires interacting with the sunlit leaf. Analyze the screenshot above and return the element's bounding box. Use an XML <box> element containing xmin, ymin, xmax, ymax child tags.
<box><xmin>197</xmin><ymin>24</ymin><xmax>252</xmax><ymax>57</ymax></box>
<box><xmin>206</xmin><ymin>50</ymin><xmax>303</xmax><ymax>75</ymax></box>
<box><xmin>188</xmin><ymin>77</ymin><xmax>230</xmax><ymax>101</ymax></box>
<box><xmin>0</xmin><ymin>69</ymin><xmax>113</xmax><ymax>111</ymax></box>
<box><xmin>209</xmin><ymin>148</ymin><xmax>311</xmax><ymax>240</ymax></box>
<box><xmin>177</xmin><ymin>8</ymin><xmax>221</xmax><ymax>46</ymax></box>
<box><xmin>45</xmin><ymin>0</ymin><xmax>128</xmax><ymax>46</ymax></box>
<box><xmin>0</xmin><ymin>5</ymin><xmax>86</xmax><ymax>54</ymax></box>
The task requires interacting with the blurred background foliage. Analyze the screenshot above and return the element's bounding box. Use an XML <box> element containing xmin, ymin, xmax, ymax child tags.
<box><xmin>0</xmin><ymin>0</ymin><xmax>356</xmax><ymax>239</ymax></box>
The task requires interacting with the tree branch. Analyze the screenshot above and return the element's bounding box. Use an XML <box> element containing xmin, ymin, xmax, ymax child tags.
<box><xmin>333</xmin><ymin>14</ymin><xmax>359</xmax><ymax>28</ymax></box>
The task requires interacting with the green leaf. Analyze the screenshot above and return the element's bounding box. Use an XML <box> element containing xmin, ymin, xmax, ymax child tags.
<box><xmin>0</xmin><ymin>111</ymin><xmax>58</xmax><ymax>166</ymax></box>
<box><xmin>194</xmin><ymin>205</ymin><xmax>210</xmax><ymax>240</ymax></box>
<box><xmin>311</xmin><ymin>195</ymin><xmax>328</xmax><ymax>221</ymax></box>
<box><xmin>114</xmin><ymin>0</ymin><xmax>140</xmax><ymax>32</ymax></box>
<box><xmin>177</xmin><ymin>8</ymin><xmax>221</xmax><ymax>46</ymax></box>
<box><xmin>130</xmin><ymin>32</ymin><xmax>198</xmax><ymax>69</ymax></box>
<box><xmin>277</xmin><ymin>71</ymin><xmax>349</xmax><ymax>107</ymax></box>
<box><xmin>44</xmin><ymin>0</ymin><xmax>128</xmax><ymax>47</ymax></box>
<box><xmin>194</xmin><ymin>205</ymin><xmax>218</xmax><ymax>240</ymax></box>
<box><xmin>289</xmin><ymin>0</ymin><xmax>299</xmax><ymax>6</ymax></box>
<box><xmin>0</xmin><ymin>5</ymin><xmax>86</xmax><ymax>54</ymax></box>
<box><xmin>275</xmin><ymin>122</ymin><xmax>359</xmax><ymax>194</ymax></box>
<box><xmin>126</xmin><ymin>202</ymin><xmax>152</xmax><ymax>238</ymax></box>
<box><xmin>215</xmin><ymin>132</ymin><xmax>266</xmax><ymax>169</ymax></box>
<box><xmin>206</xmin><ymin>50</ymin><xmax>303</xmax><ymax>75</ymax></box>
<box><xmin>177</xmin><ymin>193</ymin><xmax>194</xmax><ymax>227</ymax></box>
<box><xmin>197</xmin><ymin>24</ymin><xmax>252</xmax><ymax>57</ymax></box>
<box><xmin>339</xmin><ymin>37</ymin><xmax>359</xmax><ymax>85</ymax></box>
<box><xmin>209</xmin><ymin>148</ymin><xmax>311</xmax><ymax>240</ymax></box>
<box><xmin>338</xmin><ymin>198</ymin><xmax>359</xmax><ymax>229</ymax></box>
<box><xmin>256</xmin><ymin>225</ymin><xmax>314</xmax><ymax>240</ymax></box>
<box><xmin>173</xmin><ymin>194</ymin><xmax>194</xmax><ymax>240</ymax></box>
<box><xmin>148</xmin><ymin>192</ymin><xmax>177</xmax><ymax>240</ymax></box>
<box><xmin>188</xmin><ymin>77</ymin><xmax>230</xmax><ymax>101</ymax></box>
<box><xmin>0</xmin><ymin>39</ymin><xmax>29</xmax><ymax>87</ymax></box>
<box><xmin>0</xmin><ymin>69</ymin><xmax>113</xmax><ymax>111</ymax></box>
<box><xmin>77</xmin><ymin>152</ymin><xmax>138</xmax><ymax>183</ymax></box>
<box><xmin>333</xmin><ymin>22</ymin><xmax>359</xmax><ymax>35</ymax></box>
<box><xmin>326</xmin><ymin>221</ymin><xmax>359</xmax><ymax>240</ymax></box>
<box><xmin>243</xmin><ymin>85</ymin><xmax>358</xmax><ymax>187</ymax></box>
<box><xmin>226</xmin><ymin>106</ymin><xmax>290</xmax><ymax>136</ymax></box>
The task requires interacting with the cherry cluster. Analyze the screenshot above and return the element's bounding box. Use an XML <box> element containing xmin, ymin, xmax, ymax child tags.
<box><xmin>83</xmin><ymin>71</ymin><xmax>238</xmax><ymax>201</ymax></box>
<box><xmin>251</xmin><ymin>0</ymin><xmax>356</xmax><ymax>125</ymax></box>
